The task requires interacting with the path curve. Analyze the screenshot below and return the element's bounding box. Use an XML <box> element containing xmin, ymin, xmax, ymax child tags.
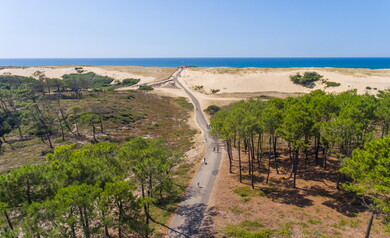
<box><xmin>167</xmin><ymin>67</ymin><xmax>223</xmax><ymax>237</ymax></box>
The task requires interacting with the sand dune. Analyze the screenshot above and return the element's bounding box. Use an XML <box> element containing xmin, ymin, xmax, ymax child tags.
<box><xmin>2</xmin><ymin>66</ymin><xmax>389</xmax><ymax>107</ymax></box>
<box><xmin>0</xmin><ymin>65</ymin><xmax>176</xmax><ymax>84</ymax></box>
<box><xmin>180</xmin><ymin>67</ymin><xmax>390</xmax><ymax>95</ymax></box>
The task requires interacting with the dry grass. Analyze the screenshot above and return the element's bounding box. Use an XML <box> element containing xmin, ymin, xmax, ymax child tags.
<box><xmin>0</xmin><ymin>90</ymin><xmax>196</xmax><ymax>171</ymax></box>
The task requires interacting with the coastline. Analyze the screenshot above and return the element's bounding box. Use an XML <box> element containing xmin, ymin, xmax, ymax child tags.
<box><xmin>1</xmin><ymin>65</ymin><xmax>389</xmax><ymax>111</ymax></box>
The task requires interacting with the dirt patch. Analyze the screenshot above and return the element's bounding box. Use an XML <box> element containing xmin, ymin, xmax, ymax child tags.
<box><xmin>203</xmin><ymin>148</ymin><xmax>388</xmax><ymax>237</ymax></box>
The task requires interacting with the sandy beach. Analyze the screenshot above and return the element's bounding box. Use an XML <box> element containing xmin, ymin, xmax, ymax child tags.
<box><xmin>1</xmin><ymin>65</ymin><xmax>389</xmax><ymax>110</ymax></box>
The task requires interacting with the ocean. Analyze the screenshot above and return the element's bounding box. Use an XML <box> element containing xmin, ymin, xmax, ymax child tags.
<box><xmin>0</xmin><ymin>58</ymin><xmax>390</xmax><ymax>69</ymax></box>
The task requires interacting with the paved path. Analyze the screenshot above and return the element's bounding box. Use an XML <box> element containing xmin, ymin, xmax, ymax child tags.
<box><xmin>167</xmin><ymin>68</ymin><xmax>223</xmax><ymax>237</ymax></box>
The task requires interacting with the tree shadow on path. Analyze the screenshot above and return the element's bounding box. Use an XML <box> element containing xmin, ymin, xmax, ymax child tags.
<box><xmin>168</xmin><ymin>203</ymin><xmax>207</xmax><ymax>237</ymax></box>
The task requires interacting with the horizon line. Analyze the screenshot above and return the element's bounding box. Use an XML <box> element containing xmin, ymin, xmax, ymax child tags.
<box><xmin>1</xmin><ymin>57</ymin><xmax>390</xmax><ymax>59</ymax></box>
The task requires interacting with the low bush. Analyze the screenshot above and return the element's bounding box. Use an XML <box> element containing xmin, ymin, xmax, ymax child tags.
<box><xmin>290</xmin><ymin>71</ymin><xmax>323</xmax><ymax>88</ymax></box>
<box><xmin>204</xmin><ymin>105</ymin><xmax>221</xmax><ymax>115</ymax></box>
<box><xmin>325</xmin><ymin>81</ymin><xmax>341</xmax><ymax>87</ymax></box>
<box><xmin>117</xmin><ymin>78</ymin><xmax>141</xmax><ymax>86</ymax></box>
<box><xmin>138</xmin><ymin>85</ymin><xmax>154</xmax><ymax>91</ymax></box>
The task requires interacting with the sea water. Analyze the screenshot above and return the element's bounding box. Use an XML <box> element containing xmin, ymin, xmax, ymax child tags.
<box><xmin>0</xmin><ymin>58</ymin><xmax>389</xmax><ymax>69</ymax></box>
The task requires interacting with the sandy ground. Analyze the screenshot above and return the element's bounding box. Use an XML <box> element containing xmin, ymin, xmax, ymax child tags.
<box><xmin>2</xmin><ymin>66</ymin><xmax>388</xmax><ymax>109</ymax></box>
<box><xmin>153</xmin><ymin>67</ymin><xmax>390</xmax><ymax>112</ymax></box>
<box><xmin>0</xmin><ymin>65</ymin><xmax>176</xmax><ymax>84</ymax></box>
<box><xmin>181</xmin><ymin>67</ymin><xmax>390</xmax><ymax>95</ymax></box>
<box><xmin>202</xmin><ymin>150</ymin><xmax>388</xmax><ymax>237</ymax></box>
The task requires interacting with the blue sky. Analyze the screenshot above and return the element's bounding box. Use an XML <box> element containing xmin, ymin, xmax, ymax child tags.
<box><xmin>0</xmin><ymin>0</ymin><xmax>389</xmax><ymax>57</ymax></box>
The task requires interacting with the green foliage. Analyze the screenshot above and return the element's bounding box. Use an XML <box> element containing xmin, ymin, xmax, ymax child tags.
<box><xmin>193</xmin><ymin>85</ymin><xmax>204</xmax><ymax>92</ymax></box>
<box><xmin>62</xmin><ymin>72</ymin><xmax>114</xmax><ymax>88</ymax></box>
<box><xmin>116</xmin><ymin>78</ymin><xmax>141</xmax><ymax>86</ymax></box>
<box><xmin>138</xmin><ymin>85</ymin><xmax>154</xmax><ymax>91</ymax></box>
<box><xmin>204</xmin><ymin>104</ymin><xmax>221</xmax><ymax>115</ymax></box>
<box><xmin>224</xmin><ymin>220</ymin><xmax>273</xmax><ymax>238</ymax></box>
<box><xmin>290</xmin><ymin>71</ymin><xmax>323</xmax><ymax>88</ymax></box>
<box><xmin>307</xmin><ymin>219</ymin><xmax>321</xmax><ymax>225</ymax></box>
<box><xmin>174</xmin><ymin>97</ymin><xmax>194</xmax><ymax>110</ymax></box>
<box><xmin>340</xmin><ymin>136</ymin><xmax>390</xmax><ymax>215</ymax></box>
<box><xmin>325</xmin><ymin>81</ymin><xmax>341</xmax><ymax>87</ymax></box>
<box><xmin>234</xmin><ymin>187</ymin><xmax>267</xmax><ymax>197</ymax></box>
<box><xmin>0</xmin><ymin>139</ymin><xmax>179</xmax><ymax>236</ymax></box>
<box><xmin>210</xmin><ymin>88</ymin><xmax>220</xmax><ymax>94</ymax></box>
<box><xmin>211</xmin><ymin>89</ymin><xmax>388</xmax><ymax>189</ymax></box>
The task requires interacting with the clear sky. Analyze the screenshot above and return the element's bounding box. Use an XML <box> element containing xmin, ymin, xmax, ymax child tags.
<box><xmin>0</xmin><ymin>0</ymin><xmax>389</xmax><ymax>58</ymax></box>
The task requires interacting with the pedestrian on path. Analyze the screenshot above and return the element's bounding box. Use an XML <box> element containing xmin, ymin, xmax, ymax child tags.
<box><xmin>203</xmin><ymin>157</ymin><xmax>207</xmax><ymax>164</ymax></box>
<box><xmin>197</xmin><ymin>182</ymin><xmax>200</xmax><ymax>187</ymax></box>
<box><xmin>213</xmin><ymin>147</ymin><xmax>215</xmax><ymax>151</ymax></box>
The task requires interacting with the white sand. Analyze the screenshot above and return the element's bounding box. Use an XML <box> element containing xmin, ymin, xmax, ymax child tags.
<box><xmin>180</xmin><ymin>67</ymin><xmax>390</xmax><ymax>95</ymax></box>
<box><xmin>151</xmin><ymin>67</ymin><xmax>390</xmax><ymax>112</ymax></box>
<box><xmin>2</xmin><ymin>66</ymin><xmax>389</xmax><ymax>109</ymax></box>
<box><xmin>0</xmin><ymin>66</ymin><xmax>174</xmax><ymax>84</ymax></box>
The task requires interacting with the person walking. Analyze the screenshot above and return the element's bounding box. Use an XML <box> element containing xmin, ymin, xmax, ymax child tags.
<box><xmin>203</xmin><ymin>157</ymin><xmax>206</xmax><ymax>164</ymax></box>
<box><xmin>197</xmin><ymin>182</ymin><xmax>200</xmax><ymax>187</ymax></box>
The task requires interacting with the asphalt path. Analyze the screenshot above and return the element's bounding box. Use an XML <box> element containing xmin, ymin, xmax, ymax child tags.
<box><xmin>166</xmin><ymin>68</ymin><xmax>223</xmax><ymax>237</ymax></box>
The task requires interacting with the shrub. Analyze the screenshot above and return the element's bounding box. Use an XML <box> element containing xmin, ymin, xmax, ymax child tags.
<box><xmin>366</xmin><ymin>86</ymin><xmax>372</xmax><ymax>90</ymax></box>
<box><xmin>62</xmin><ymin>72</ymin><xmax>114</xmax><ymax>87</ymax></box>
<box><xmin>234</xmin><ymin>187</ymin><xmax>267</xmax><ymax>197</ymax></box>
<box><xmin>225</xmin><ymin>220</ymin><xmax>273</xmax><ymax>238</ymax></box>
<box><xmin>174</xmin><ymin>97</ymin><xmax>194</xmax><ymax>110</ymax></box>
<box><xmin>193</xmin><ymin>85</ymin><xmax>204</xmax><ymax>91</ymax></box>
<box><xmin>117</xmin><ymin>78</ymin><xmax>140</xmax><ymax>86</ymax></box>
<box><xmin>204</xmin><ymin>105</ymin><xmax>221</xmax><ymax>115</ymax></box>
<box><xmin>290</xmin><ymin>71</ymin><xmax>323</xmax><ymax>88</ymax></box>
<box><xmin>138</xmin><ymin>85</ymin><xmax>153</xmax><ymax>91</ymax></box>
<box><xmin>325</xmin><ymin>81</ymin><xmax>341</xmax><ymax>87</ymax></box>
<box><xmin>307</xmin><ymin>219</ymin><xmax>320</xmax><ymax>225</ymax></box>
<box><xmin>210</xmin><ymin>89</ymin><xmax>220</xmax><ymax>94</ymax></box>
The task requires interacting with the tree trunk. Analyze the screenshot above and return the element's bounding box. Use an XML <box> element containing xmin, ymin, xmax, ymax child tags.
<box><xmin>102</xmin><ymin>210</ymin><xmax>110</xmax><ymax>238</ymax></box>
<box><xmin>118</xmin><ymin>201</ymin><xmax>123</xmax><ymax>238</ymax></box>
<box><xmin>79</xmin><ymin>207</ymin><xmax>90</xmax><ymax>238</ymax></box>
<box><xmin>293</xmin><ymin>148</ymin><xmax>299</xmax><ymax>188</ymax></box>
<box><xmin>272</xmin><ymin>134</ymin><xmax>279</xmax><ymax>174</ymax></box>
<box><xmin>4</xmin><ymin>210</ymin><xmax>13</xmax><ymax>230</ymax></box>
<box><xmin>247</xmin><ymin>139</ymin><xmax>252</xmax><ymax>176</ymax></box>
<box><xmin>141</xmin><ymin>183</ymin><xmax>149</xmax><ymax>238</ymax></box>
<box><xmin>315</xmin><ymin>135</ymin><xmax>320</xmax><ymax>165</ymax></box>
<box><xmin>46</xmin><ymin>133</ymin><xmax>53</xmax><ymax>149</ymax></box>
<box><xmin>365</xmin><ymin>211</ymin><xmax>375</xmax><ymax>238</ymax></box>
<box><xmin>249</xmin><ymin>138</ymin><xmax>254</xmax><ymax>189</ymax></box>
<box><xmin>75</xmin><ymin>123</ymin><xmax>81</xmax><ymax>137</ymax></box>
<box><xmin>238</xmin><ymin>140</ymin><xmax>242</xmax><ymax>183</ymax></box>
<box><xmin>58</xmin><ymin>103</ymin><xmax>77</xmax><ymax>137</ymax></box>
<box><xmin>336</xmin><ymin>171</ymin><xmax>342</xmax><ymax>190</ymax></box>
<box><xmin>92</xmin><ymin>124</ymin><xmax>97</xmax><ymax>142</ymax></box>
<box><xmin>323</xmin><ymin>149</ymin><xmax>327</xmax><ymax>169</ymax></box>
<box><xmin>226</xmin><ymin>140</ymin><xmax>233</xmax><ymax>173</ymax></box>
